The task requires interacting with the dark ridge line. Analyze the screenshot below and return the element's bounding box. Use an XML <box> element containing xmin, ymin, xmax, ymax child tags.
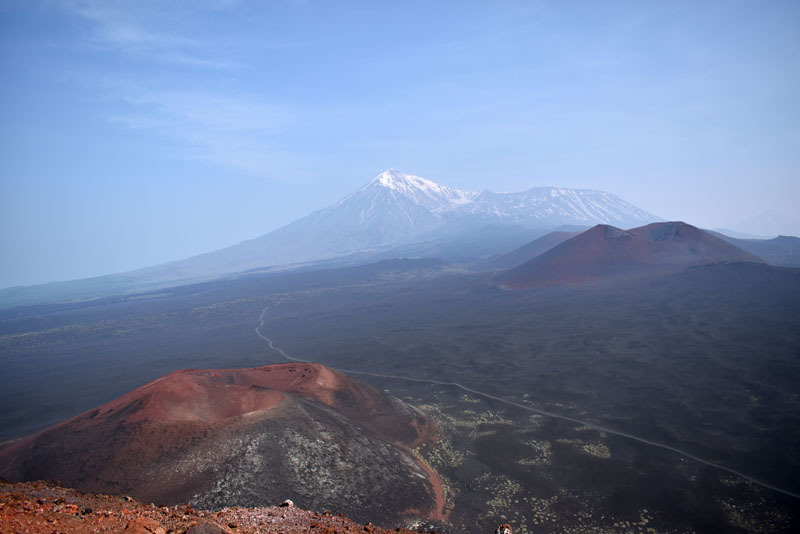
<box><xmin>255</xmin><ymin>303</ymin><xmax>800</xmax><ymax>501</ymax></box>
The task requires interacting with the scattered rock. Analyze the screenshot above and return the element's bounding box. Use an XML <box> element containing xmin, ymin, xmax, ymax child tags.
<box><xmin>1</xmin><ymin>479</ymin><xmax>441</xmax><ymax>534</ymax></box>
<box><xmin>186</xmin><ymin>520</ymin><xmax>234</xmax><ymax>534</ymax></box>
<box><xmin>280</xmin><ymin>499</ymin><xmax>295</xmax><ymax>508</ymax></box>
<box><xmin>124</xmin><ymin>516</ymin><xmax>167</xmax><ymax>534</ymax></box>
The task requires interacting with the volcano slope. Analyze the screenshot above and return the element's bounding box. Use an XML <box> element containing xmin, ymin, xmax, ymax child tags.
<box><xmin>483</xmin><ymin>230</ymin><xmax>580</xmax><ymax>270</ymax></box>
<box><xmin>496</xmin><ymin>221</ymin><xmax>764</xmax><ymax>288</ymax></box>
<box><xmin>0</xmin><ymin>362</ymin><xmax>441</xmax><ymax>526</ymax></box>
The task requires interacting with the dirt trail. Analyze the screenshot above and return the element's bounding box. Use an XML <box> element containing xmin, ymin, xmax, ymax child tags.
<box><xmin>255</xmin><ymin>301</ymin><xmax>800</xmax><ymax>502</ymax></box>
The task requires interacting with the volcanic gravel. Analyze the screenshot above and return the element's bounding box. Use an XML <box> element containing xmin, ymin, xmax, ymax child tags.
<box><xmin>0</xmin><ymin>480</ymin><xmax>439</xmax><ymax>534</ymax></box>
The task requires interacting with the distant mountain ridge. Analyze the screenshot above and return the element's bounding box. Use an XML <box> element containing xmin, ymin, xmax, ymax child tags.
<box><xmin>0</xmin><ymin>169</ymin><xmax>661</xmax><ymax>308</ymax></box>
<box><xmin>448</xmin><ymin>186</ymin><xmax>657</xmax><ymax>228</ymax></box>
<box><xmin>145</xmin><ymin>169</ymin><xmax>661</xmax><ymax>278</ymax></box>
<box><xmin>711</xmin><ymin>232</ymin><xmax>800</xmax><ymax>267</ymax></box>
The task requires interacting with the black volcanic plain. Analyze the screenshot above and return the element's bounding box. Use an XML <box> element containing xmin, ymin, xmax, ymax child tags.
<box><xmin>1</xmin><ymin>257</ymin><xmax>799</xmax><ymax>533</ymax></box>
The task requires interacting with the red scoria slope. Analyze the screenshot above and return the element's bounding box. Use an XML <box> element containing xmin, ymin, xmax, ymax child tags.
<box><xmin>0</xmin><ymin>479</ymin><xmax>441</xmax><ymax>534</ymax></box>
<box><xmin>496</xmin><ymin>221</ymin><xmax>765</xmax><ymax>289</ymax></box>
<box><xmin>0</xmin><ymin>363</ymin><xmax>445</xmax><ymax>527</ymax></box>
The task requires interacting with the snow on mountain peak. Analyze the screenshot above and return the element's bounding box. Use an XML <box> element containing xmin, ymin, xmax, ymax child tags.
<box><xmin>367</xmin><ymin>169</ymin><xmax>476</xmax><ymax>209</ymax></box>
<box><xmin>374</xmin><ymin>168</ymin><xmax>410</xmax><ymax>187</ymax></box>
<box><xmin>331</xmin><ymin>170</ymin><xmax>658</xmax><ymax>237</ymax></box>
<box><xmin>153</xmin><ymin>170</ymin><xmax>662</xmax><ymax>284</ymax></box>
<box><xmin>374</xmin><ymin>169</ymin><xmax>442</xmax><ymax>192</ymax></box>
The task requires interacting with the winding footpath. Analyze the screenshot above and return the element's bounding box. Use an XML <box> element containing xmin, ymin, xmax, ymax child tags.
<box><xmin>255</xmin><ymin>303</ymin><xmax>800</xmax><ymax>501</ymax></box>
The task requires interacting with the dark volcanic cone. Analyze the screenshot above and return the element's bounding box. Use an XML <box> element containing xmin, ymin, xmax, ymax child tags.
<box><xmin>0</xmin><ymin>363</ymin><xmax>441</xmax><ymax>526</ymax></box>
<box><xmin>496</xmin><ymin>221</ymin><xmax>765</xmax><ymax>289</ymax></box>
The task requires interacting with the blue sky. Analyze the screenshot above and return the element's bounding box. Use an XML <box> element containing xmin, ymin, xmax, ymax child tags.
<box><xmin>1</xmin><ymin>0</ymin><xmax>799</xmax><ymax>288</ymax></box>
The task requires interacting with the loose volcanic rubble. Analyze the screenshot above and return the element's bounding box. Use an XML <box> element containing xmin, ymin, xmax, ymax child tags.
<box><xmin>0</xmin><ymin>480</ymin><xmax>445</xmax><ymax>534</ymax></box>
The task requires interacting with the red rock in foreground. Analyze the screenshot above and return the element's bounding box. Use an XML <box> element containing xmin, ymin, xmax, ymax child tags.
<box><xmin>0</xmin><ymin>479</ymin><xmax>440</xmax><ymax>534</ymax></box>
<box><xmin>496</xmin><ymin>221</ymin><xmax>764</xmax><ymax>289</ymax></box>
<box><xmin>0</xmin><ymin>363</ymin><xmax>444</xmax><ymax>527</ymax></box>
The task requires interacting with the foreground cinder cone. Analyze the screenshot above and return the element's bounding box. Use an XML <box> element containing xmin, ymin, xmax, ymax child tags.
<box><xmin>0</xmin><ymin>363</ymin><xmax>442</xmax><ymax>526</ymax></box>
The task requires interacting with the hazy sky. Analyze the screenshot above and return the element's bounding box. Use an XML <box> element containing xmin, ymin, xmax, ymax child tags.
<box><xmin>1</xmin><ymin>0</ymin><xmax>799</xmax><ymax>288</ymax></box>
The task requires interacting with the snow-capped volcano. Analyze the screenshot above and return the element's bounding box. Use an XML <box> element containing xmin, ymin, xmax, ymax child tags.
<box><xmin>161</xmin><ymin>169</ymin><xmax>660</xmax><ymax>277</ymax></box>
<box><xmin>1</xmin><ymin>170</ymin><xmax>663</xmax><ymax>306</ymax></box>
<box><xmin>314</xmin><ymin>169</ymin><xmax>476</xmax><ymax>246</ymax></box>
<box><xmin>332</xmin><ymin>169</ymin><xmax>655</xmax><ymax>230</ymax></box>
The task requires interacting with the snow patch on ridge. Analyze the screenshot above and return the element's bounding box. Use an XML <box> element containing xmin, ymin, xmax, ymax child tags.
<box><xmin>335</xmin><ymin>169</ymin><xmax>657</xmax><ymax>231</ymax></box>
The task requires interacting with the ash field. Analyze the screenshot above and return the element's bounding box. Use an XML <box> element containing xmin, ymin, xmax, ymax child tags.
<box><xmin>1</xmin><ymin>258</ymin><xmax>799</xmax><ymax>533</ymax></box>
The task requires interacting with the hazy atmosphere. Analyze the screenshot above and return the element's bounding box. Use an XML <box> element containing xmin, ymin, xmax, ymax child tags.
<box><xmin>1</xmin><ymin>0</ymin><xmax>799</xmax><ymax>287</ymax></box>
<box><xmin>2</xmin><ymin>3</ymin><xmax>800</xmax><ymax>532</ymax></box>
